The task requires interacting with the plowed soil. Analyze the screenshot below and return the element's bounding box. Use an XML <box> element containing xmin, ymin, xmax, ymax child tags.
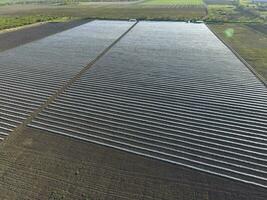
<box><xmin>0</xmin><ymin>127</ymin><xmax>266</xmax><ymax>200</ymax></box>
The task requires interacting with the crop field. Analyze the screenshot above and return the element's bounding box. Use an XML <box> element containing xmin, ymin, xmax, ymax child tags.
<box><xmin>0</xmin><ymin>0</ymin><xmax>203</xmax><ymax>5</ymax></box>
<box><xmin>0</xmin><ymin>0</ymin><xmax>136</xmax><ymax>5</ymax></box>
<box><xmin>0</xmin><ymin>0</ymin><xmax>204</xmax><ymax>6</ymax></box>
<box><xmin>0</xmin><ymin>0</ymin><xmax>265</xmax><ymax>24</ymax></box>
<box><xmin>0</xmin><ymin>0</ymin><xmax>207</xmax><ymax>22</ymax></box>
<box><xmin>2</xmin><ymin>20</ymin><xmax>267</xmax><ymax>188</ymax></box>
<box><xmin>0</xmin><ymin>4</ymin><xmax>206</xmax><ymax>21</ymax></box>
<box><xmin>204</xmin><ymin>0</ymin><xmax>235</xmax><ymax>5</ymax></box>
<box><xmin>141</xmin><ymin>0</ymin><xmax>204</xmax><ymax>7</ymax></box>
<box><xmin>0</xmin><ymin>20</ymin><xmax>134</xmax><ymax>140</ymax></box>
<box><xmin>0</xmin><ymin>20</ymin><xmax>267</xmax><ymax>199</ymax></box>
<box><xmin>25</xmin><ymin>21</ymin><xmax>267</xmax><ymax>189</ymax></box>
<box><xmin>205</xmin><ymin>5</ymin><xmax>262</xmax><ymax>22</ymax></box>
<box><xmin>0</xmin><ymin>0</ymin><xmax>60</xmax><ymax>5</ymax></box>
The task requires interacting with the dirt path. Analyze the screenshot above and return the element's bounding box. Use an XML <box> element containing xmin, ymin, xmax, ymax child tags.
<box><xmin>0</xmin><ymin>19</ymin><xmax>90</xmax><ymax>52</ymax></box>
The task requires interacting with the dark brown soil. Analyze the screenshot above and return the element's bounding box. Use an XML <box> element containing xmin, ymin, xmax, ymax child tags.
<box><xmin>0</xmin><ymin>19</ymin><xmax>90</xmax><ymax>52</ymax></box>
<box><xmin>0</xmin><ymin>127</ymin><xmax>266</xmax><ymax>200</ymax></box>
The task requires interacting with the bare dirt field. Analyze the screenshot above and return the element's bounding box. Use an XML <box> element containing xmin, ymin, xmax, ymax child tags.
<box><xmin>0</xmin><ymin>19</ymin><xmax>89</xmax><ymax>52</ymax></box>
<box><xmin>0</xmin><ymin>127</ymin><xmax>266</xmax><ymax>200</ymax></box>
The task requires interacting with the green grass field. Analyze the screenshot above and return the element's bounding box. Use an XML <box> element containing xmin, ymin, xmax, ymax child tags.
<box><xmin>209</xmin><ymin>23</ymin><xmax>267</xmax><ymax>81</ymax></box>
<box><xmin>0</xmin><ymin>15</ymin><xmax>53</xmax><ymax>30</ymax></box>
<box><xmin>0</xmin><ymin>15</ymin><xmax>69</xmax><ymax>30</ymax></box>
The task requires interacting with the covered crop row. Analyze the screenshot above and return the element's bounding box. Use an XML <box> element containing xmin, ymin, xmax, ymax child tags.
<box><xmin>30</xmin><ymin>22</ymin><xmax>267</xmax><ymax>188</ymax></box>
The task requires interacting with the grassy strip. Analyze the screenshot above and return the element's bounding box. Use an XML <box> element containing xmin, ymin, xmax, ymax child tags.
<box><xmin>0</xmin><ymin>15</ymin><xmax>71</xmax><ymax>30</ymax></box>
<box><xmin>209</xmin><ymin>23</ymin><xmax>267</xmax><ymax>81</ymax></box>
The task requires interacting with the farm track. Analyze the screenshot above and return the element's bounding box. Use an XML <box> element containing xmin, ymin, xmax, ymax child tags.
<box><xmin>27</xmin><ymin>22</ymin><xmax>267</xmax><ymax>189</ymax></box>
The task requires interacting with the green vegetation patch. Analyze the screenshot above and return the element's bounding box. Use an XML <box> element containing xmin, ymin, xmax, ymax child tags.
<box><xmin>205</xmin><ymin>4</ymin><xmax>265</xmax><ymax>22</ymax></box>
<box><xmin>0</xmin><ymin>15</ymin><xmax>68</xmax><ymax>30</ymax></box>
